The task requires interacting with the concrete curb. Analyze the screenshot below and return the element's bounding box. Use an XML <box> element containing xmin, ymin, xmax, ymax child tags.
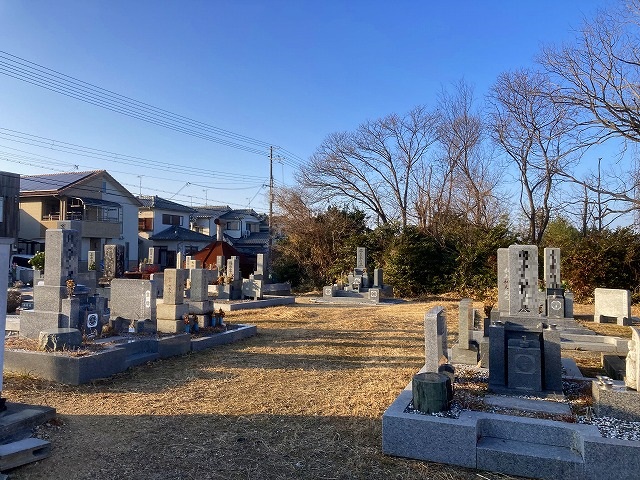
<box><xmin>5</xmin><ymin>324</ymin><xmax>257</xmax><ymax>385</ymax></box>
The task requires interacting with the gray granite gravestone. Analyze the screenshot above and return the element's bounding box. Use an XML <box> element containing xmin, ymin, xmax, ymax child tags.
<box><xmin>497</xmin><ymin>248</ymin><xmax>509</xmax><ymax>314</ymax></box>
<box><xmin>109</xmin><ymin>278</ymin><xmax>157</xmax><ymax>324</ymax></box>
<box><xmin>488</xmin><ymin>321</ymin><xmax>562</xmax><ymax>394</ymax></box>
<box><xmin>508</xmin><ymin>245</ymin><xmax>539</xmax><ymax>317</ymax></box>
<box><xmin>543</xmin><ymin>247</ymin><xmax>561</xmax><ymax>289</ymax></box>
<box><xmin>103</xmin><ymin>244</ymin><xmax>124</xmax><ymax>281</ymax></box>
<box><xmin>156</xmin><ymin>268</ymin><xmax>189</xmax><ymax>333</ymax></box>
<box><xmin>20</xmin><ymin>229</ymin><xmax>81</xmax><ymax>339</ymax></box>
<box><xmin>424</xmin><ymin>306</ymin><xmax>448</xmax><ymax>372</ymax></box>
<box><xmin>594</xmin><ymin>288</ymin><xmax>632</xmax><ymax>326</ymax></box>
<box><xmin>451</xmin><ymin>298</ymin><xmax>478</xmax><ymax>365</ymax></box>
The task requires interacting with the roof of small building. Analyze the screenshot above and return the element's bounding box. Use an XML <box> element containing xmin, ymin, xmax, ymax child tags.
<box><xmin>138</xmin><ymin>195</ymin><xmax>195</xmax><ymax>213</ymax></box>
<box><xmin>149</xmin><ymin>225</ymin><xmax>213</xmax><ymax>242</ymax></box>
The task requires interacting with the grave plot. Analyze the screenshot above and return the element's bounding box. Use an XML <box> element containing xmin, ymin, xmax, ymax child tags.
<box><xmin>320</xmin><ymin>247</ymin><xmax>393</xmax><ymax>304</ymax></box>
<box><xmin>383</xmin><ymin>245</ymin><xmax>640</xmax><ymax>480</ymax></box>
<box><xmin>8</xmin><ymin>225</ymin><xmax>258</xmax><ymax>385</ymax></box>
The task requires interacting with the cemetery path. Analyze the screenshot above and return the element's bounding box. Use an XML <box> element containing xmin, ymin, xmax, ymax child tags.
<box><xmin>2</xmin><ymin>297</ymin><xmax>629</xmax><ymax>480</ymax></box>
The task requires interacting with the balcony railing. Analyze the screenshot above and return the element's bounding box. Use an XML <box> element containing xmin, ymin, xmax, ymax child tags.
<box><xmin>41</xmin><ymin>212</ymin><xmax>120</xmax><ymax>223</ymax></box>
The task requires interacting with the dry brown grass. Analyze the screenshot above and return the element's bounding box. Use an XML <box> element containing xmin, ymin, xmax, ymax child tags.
<box><xmin>3</xmin><ymin>297</ymin><xmax>600</xmax><ymax>480</ymax></box>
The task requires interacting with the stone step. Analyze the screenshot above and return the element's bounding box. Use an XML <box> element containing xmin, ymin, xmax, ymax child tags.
<box><xmin>124</xmin><ymin>352</ymin><xmax>159</xmax><ymax>369</ymax></box>
<box><xmin>477</xmin><ymin>436</ymin><xmax>584</xmax><ymax>480</ymax></box>
<box><xmin>0</xmin><ymin>437</ymin><xmax>51</xmax><ymax>471</ymax></box>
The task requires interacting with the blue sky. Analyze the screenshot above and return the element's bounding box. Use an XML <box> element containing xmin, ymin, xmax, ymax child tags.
<box><xmin>0</xmin><ymin>0</ymin><xmax>609</xmax><ymax>212</ymax></box>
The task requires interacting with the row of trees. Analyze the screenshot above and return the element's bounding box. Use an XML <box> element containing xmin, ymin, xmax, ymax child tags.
<box><xmin>294</xmin><ymin>1</ymin><xmax>640</xmax><ymax>244</ymax></box>
<box><xmin>271</xmin><ymin>204</ymin><xmax>640</xmax><ymax>303</ymax></box>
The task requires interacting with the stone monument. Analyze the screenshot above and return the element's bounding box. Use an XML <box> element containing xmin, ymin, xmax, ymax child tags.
<box><xmin>156</xmin><ymin>268</ymin><xmax>189</xmax><ymax>333</ymax></box>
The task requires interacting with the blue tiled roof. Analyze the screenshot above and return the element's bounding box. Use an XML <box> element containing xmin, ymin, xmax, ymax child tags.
<box><xmin>150</xmin><ymin>225</ymin><xmax>213</xmax><ymax>242</ymax></box>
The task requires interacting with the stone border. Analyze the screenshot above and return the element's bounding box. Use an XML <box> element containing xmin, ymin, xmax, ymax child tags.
<box><xmin>4</xmin><ymin>324</ymin><xmax>257</xmax><ymax>385</ymax></box>
<box><xmin>214</xmin><ymin>296</ymin><xmax>295</xmax><ymax>311</ymax></box>
<box><xmin>382</xmin><ymin>380</ymin><xmax>640</xmax><ymax>480</ymax></box>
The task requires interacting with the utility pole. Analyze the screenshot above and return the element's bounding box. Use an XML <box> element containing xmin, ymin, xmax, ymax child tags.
<box><xmin>268</xmin><ymin>146</ymin><xmax>274</xmax><ymax>279</ymax></box>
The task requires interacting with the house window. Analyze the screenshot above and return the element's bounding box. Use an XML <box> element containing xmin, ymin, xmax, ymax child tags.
<box><xmin>162</xmin><ymin>214</ymin><xmax>183</xmax><ymax>226</ymax></box>
<box><xmin>248</xmin><ymin>223</ymin><xmax>260</xmax><ymax>233</ymax></box>
<box><xmin>138</xmin><ymin>218</ymin><xmax>153</xmax><ymax>231</ymax></box>
<box><xmin>226</xmin><ymin>221</ymin><xmax>240</xmax><ymax>230</ymax></box>
<box><xmin>102</xmin><ymin>181</ymin><xmax>107</xmax><ymax>193</ymax></box>
<box><xmin>184</xmin><ymin>245</ymin><xmax>199</xmax><ymax>255</ymax></box>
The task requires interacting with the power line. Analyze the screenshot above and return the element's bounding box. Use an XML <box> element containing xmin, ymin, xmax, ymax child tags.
<box><xmin>0</xmin><ymin>128</ymin><xmax>268</xmax><ymax>183</ymax></box>
<box><xmin>0</xmin><ymin>51</ymin><xmax>301</xmax><ymax>160</ymax></box>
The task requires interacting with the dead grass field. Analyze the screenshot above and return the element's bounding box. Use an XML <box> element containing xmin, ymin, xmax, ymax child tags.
<box><xmin>2</xmin><ymin>297</ymin><xmax>631</xmax><ymax>480</ymax></box>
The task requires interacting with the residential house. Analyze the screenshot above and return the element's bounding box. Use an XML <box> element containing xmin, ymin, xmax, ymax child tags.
<box><xmin>137</xmin><ymin>195</ymin><xmax>213</xmax><ymax>269</ymax></box>
<box><xmin>19</xmin><ymin>170</ymin><xmax>141</xmax><ymax>270</ymax></box>
<box><xmin>190</xmin><ymin>205</ymin><xmax>270</xmax><ymax>260</ymax></box>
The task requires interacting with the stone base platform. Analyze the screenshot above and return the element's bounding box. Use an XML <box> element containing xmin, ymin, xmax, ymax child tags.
<box><xmin>383</xmin><ymin>372</ymin><xmax>640</xmax><ymax>480</ymax></box>
<box><xmin>5</xmin><ymin>325</ymin><xmax>257</xmax><ymax>385</ymax></box>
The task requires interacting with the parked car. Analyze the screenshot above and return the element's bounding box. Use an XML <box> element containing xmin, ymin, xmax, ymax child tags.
<box><xmin>9</xmin><ymin>254</ymin><xmax>34</xmax><ymax>285</ymax></box>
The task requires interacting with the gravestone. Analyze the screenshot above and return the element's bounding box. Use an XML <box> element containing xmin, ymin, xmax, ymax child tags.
<box><xmin>497</xmin><ymin>248</ymin><xmax>509</xmax><ymax>314</ymax></box>
<box><xmin>625</xmin><ymin>327</ymin><xmax>640</xmax><ymax>390</ymax></box>
<box><xmin>508</xmin><ymin>245</ymin><xmax>539</xmax><ymax>317</ymax></box>
<box><xmin>186</xmin><ymin>258</ymin><xmax>202</xmax><ymax>270</ymax></box>
<box><xmin>451</xmin><ymin>298</ymin><xmax>478</xmax><ymax>365</ymax></box>
<box><xmin>356</xmin><ymin>247</ymin><xmax>367</xmax><ymax>270</ymax></box>
<box><xmin>254</xmin><ymin>253</ymin><xmax>266</xmax><ymax>280</ymax></box>
<box><xmin>424</xmin><ymin>306</ymin><xmax>448</xmax><ymax>372</ymax></box>
<box><xmin>103</xmin><ymin>244</ymin><xmax>124</xmax><ymax>281</ymax></box>
<box><xmin>87</xmin><ymin>250</ymin><xmax>96</xmax><ymax>271</ymax></box>
<box><xmin>187</xmin><ymin>268</ymin><xmax>215</xmax><ymax>326</ymax></box>
<box><xmin>148</xmin><ymin>247</ymin><xmax>158</xmax><ymax>264</ymax></box>
<box><xmin>242</xmin><ymin>275</ymin><xmax>263</xmax><ymax>300</ymax></box>
<box><xmin>176</xmin><ymin>251</ymin><xmax>183</xmax><ymax>269</ymax></box>
<box><xmin>156</xmin><ymin>268</ymin><xmax>189</xmax><ymax>333</ymax></box>
<box><xmin>20</xmin><ymin>229</ymin><xmax>81</xmax><ymax>339</ymax></box>
<box><xmin>109</xmin><ymin>279</ymin><xmax>157</xmax><ymax>327</ymax></box>
<box><xmin>227</xmin><ymin>256</ymin><xmax>240</xmax><ymax>281</ymax></box>
<box><xmin>543</xmin><ymin>247</ymin><xmax>561</xmax><ymax>289</ymax></box>
<box><xmin>594</xmin><ymin>288</ymin><xmax>632</xmax><ymax>326</ymax></box>
<box><xmin>373</xmin><ymin>268</ymin><xmax>383</xmax><ymax>288</ymax></box>
<box><xmin>488</xmin><ymin>321</ymin><xmax>562</xmax><ymax>394</ymax></box>
<box><xmin>216</xmin><ymin>255</ymin><xmax>225</xmax><ymax>273</ymax></box>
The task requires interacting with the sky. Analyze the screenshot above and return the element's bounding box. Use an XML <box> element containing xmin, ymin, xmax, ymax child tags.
<box><xmin>0</xmin><ymin>0</ymin><xmax>610</xmax><ymax>214</ymax></box>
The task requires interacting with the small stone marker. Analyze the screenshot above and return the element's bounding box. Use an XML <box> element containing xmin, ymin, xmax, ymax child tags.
<box><xmin>412</xmin><ymin>372</ymin><xmax>452</xmax><ymax>414</ymax></box>
<box><xmin>424</xmin><ymin>306</ymin><xmax>447</xmax><ymax>372</ymax></box>
<box><xmin>594</xmin><ymin>288</ymin><xmax>632</xmax><ymax>326</ymax></box>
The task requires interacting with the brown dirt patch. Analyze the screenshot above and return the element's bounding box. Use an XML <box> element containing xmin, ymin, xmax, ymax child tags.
<box><xmin>3</xmin><ymin>298</ymin><xmax>592</xmax><ymax>479</ymax></box>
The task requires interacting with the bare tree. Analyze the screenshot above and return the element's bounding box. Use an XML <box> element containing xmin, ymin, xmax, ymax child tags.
<box><xmin>541</xmin><ymin>2</ymin><xmax>640</xmax><ymax>143</ymax></box>
<box><xmin>435</xmin><ymin>80</ymin><xmax>504</xmax><ymax>228</ymax></box>
<box><xmin>488</xmin><ymin>69</ymin><xmax>581</xmax><ymax>244</ymax></box>
<box><xmin>540</xmin><ymin>2</ymin><xmax>640</xmax><ymax>216</ymax></box>
<box><xmin>299</xmin><ymin>106</ymin><xmax>439</xmax><ymax>228</ymax></box>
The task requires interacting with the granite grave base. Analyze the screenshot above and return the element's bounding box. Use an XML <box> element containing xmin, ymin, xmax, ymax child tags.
<box><xmin>5</xmin><ymin>324</ymin><xmax>257</xmax><ymax>385</ymax></box>
<box><xmin>383</xmin><ymin>375</ymin><xmax>640</xmax><ymax>480</ymax></box>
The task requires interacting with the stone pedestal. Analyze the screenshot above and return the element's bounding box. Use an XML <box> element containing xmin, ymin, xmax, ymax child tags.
<box><xmin>592</xmin><ymin>379</ymin><xmax>640</xmax><ymax>422</ymax></box>
<box><xmin>156</xmin><ymin>319</ymin><xmax>185</xmax><ymax>334</ymax></box>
